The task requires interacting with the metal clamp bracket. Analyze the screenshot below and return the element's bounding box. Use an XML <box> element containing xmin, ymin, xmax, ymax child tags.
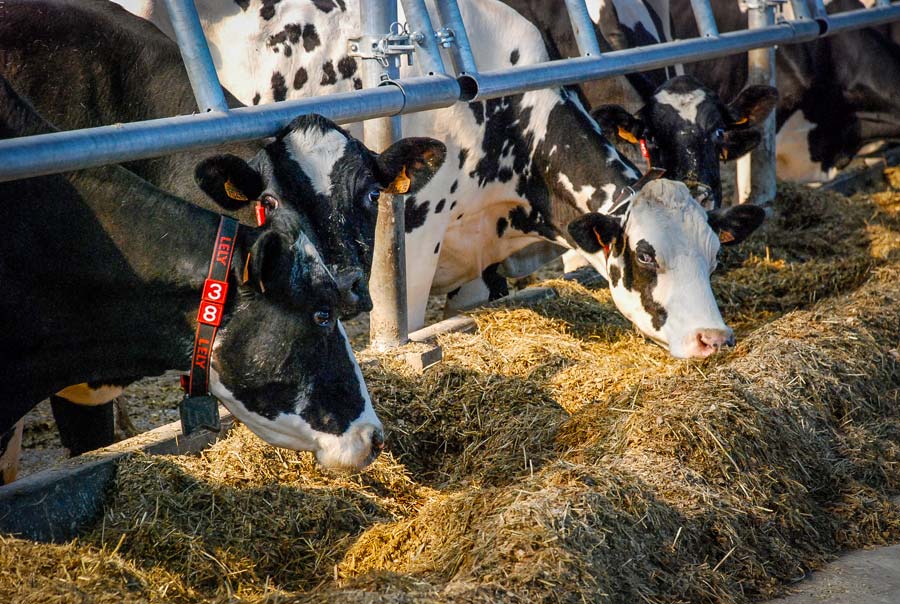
<box><xmin>349</xmin><ymin>22</ymin><xmax>421</xmax><ymax>68</ymax></box>
<box><xmin>434</xmin><ymin>27</ymin><xmax>456</xmax><ymax>48</ymax></box>
<box><xmin>743</xmin><ymin>0</ymin><xmax>786</xmax><ymax>10</ymax></box>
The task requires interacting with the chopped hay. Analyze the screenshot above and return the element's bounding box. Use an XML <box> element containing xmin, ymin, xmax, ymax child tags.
<box><xmin>2</xmin><ymin>180</ymin><xmax>900</xmax><ymax>604</ymax></box>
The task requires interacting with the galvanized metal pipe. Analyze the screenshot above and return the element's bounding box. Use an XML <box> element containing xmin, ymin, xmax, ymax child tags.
<box><xmin>400</xmin><ymin>0</ymin><xmax>447</xmax><ymax>76</ymax></box>
<box><xmin>360</xmin><ymin>0</ymin><xmax>409</xmax><ymax>350</ymax></box>
<box><xmin>564</xmin><ymin>0</ymin><xmax>603</xmax><ymax>56</ymax></box>
<box><xmin>2</xmin><ymin>4</ymin><xmax>900</xmax><ymax>182</ymax></box>
<box><xmin>690</xmin><ymin>0</ymin><xmax>720</xmax><ymax>37</ymax></box>
<box><xmin>737</xmin><ymin>1</ymin><xmax>777</xmax><ymax>207</ymax></box>
<box><xmin>0</xmin><ymin>77</ymin><xmax>460</xmax><ymax>182</ymax></box>
<box><xmin>788</xmin><ymin>0</ymin><xmax>813</xmax><ymax>21</ymax></box>
<box><xmin>161</xmin><ymin>0</ymin><xmax>229</xmax><ymax>113</ymax></box>
<box><xmin>470</xmin><ymin>18</ymin><xmax>822</xmax><ymax>100</ymax></box>
<box><xmin>433</xmin><ymin>0</ymin><xmax>479</xmax><ymax>80</ymax></box>
<box><xmin>811</xmin><ymin>0</ymin><xmax>829</xmax><ymax>20</ymax></box>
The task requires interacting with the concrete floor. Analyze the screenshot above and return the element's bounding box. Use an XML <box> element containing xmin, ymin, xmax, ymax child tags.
<box><xmin>768</xmin><ymin>544</ymin><xmax>900</xmax><ymax>604</ymax></box>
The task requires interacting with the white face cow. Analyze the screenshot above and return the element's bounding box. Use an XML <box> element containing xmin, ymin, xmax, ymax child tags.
<box><xmin>567</xmin><ymin>180</ymin><xmax>765</xmax><ymax>358</ymax></box>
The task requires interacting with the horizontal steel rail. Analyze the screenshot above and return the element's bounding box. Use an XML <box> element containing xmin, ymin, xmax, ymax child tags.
<box><xmin>0</xmin><ymin>76</ymin><xmax>458</xmax><ymax>183</ymax></box>
<box><xmin>1</xmin><ymin>3</ymin><xmax>899</xmax><ymax>182</ymax></box>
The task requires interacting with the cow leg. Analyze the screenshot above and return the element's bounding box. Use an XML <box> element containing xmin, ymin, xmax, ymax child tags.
<box><xmin>444</xmin><ymin>265</ymin><xmax>510</xmax><ymax>317</ymax></box>
<box><xmin>115</xmin><ymin>399</ymin><xmax>140</xmax><ymax>439</ymax></box>
<box><xmin>50</xmin><ymin>384</ymin><xmax>123</xmax><ymax>456</ymax></box>
<box><xmin>0</xmin><ymin>420</ymin><xmax>24</xmax><ymax>485</ymax></box>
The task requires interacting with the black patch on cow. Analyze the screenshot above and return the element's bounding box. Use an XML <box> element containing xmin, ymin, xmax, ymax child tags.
<box><xmin>458</xmin><ymin>148</ymin><xmax>469</xmax><ymax>169</ymax></box>
<box><xmin>338</xmin><ymin>56</ymin><xmax>357</xmax><ymax>79</ymax></box>
<box><xmin>293</xmin><ymin>68</ymin><xmax>308</xmax><ymax>90</ymax></box>
<box><xmin>621</xmin><ymin>238</ymin><xmax>667</xmax><ymax>330</ymax></box>
<box><xmin>320</xmin><ymin>61</ymin><xmax>337</xmax><ymax>86</ymax></box>
<box><xmin>496</xmin><ymin>217</ymin><xmax>508</xmax><ymax>237</ymax></box>
<box><xmin>271</xmin><ymin>72</ymin><xmax>287</xmax><ymax>102</ymax></box>
<box><xmin>608</xmin><ymin>264</ymin><xmax>622</xmax><ymax>288</ymax></box>
<box><xmin>312</xmin><ymin>0</ymin><xmax>346</xmax><ymax>12</ymax></box>
<box><xmin>450</xmin><ymin>180</ymin><xmax>458</xmax><ymax>194</ymax></box>
<box><xmin>234</xmin><ymin>0</ymin><xmax>250</xmax><ymax>10</ymax></box>
<box><xmin>435</xmin><ymin>198</ymin><xmax>446</xmax><ymax>213</ymax></box>
<box><xmin>252</xmin><ymin>92</ymin><xmax>261</xmax><ymax>105</ymax></box>
<box><xmin>483</xmin><ymin>264</ymin><xmax>509</xmax><ymax>301</ymax></box>
<box><xmin>457</xmin><ymin>213</ymin><xmax>464</xmax><ymax>220</ymax></box>
<box><xmin>353</xmin><ymin>78</ymin><xmax>363</xmax><ymax>90</ymax></box>
<box><xmin>404</xmin><ymin>196</ymin><xmax>429</xmax><ymax>233</ymax></box>
<box><xmin>268</xmin><ymin>23</ymin><xmax>302</xmax><ymax>54</ymax></box>
<box><xmin>260</xmin><ymin>0</ymin><xmax>281</xmax><ymax>20</ymax></box>
<box><xmin>469</xmin><ymin>102</ymin><xmax>485</xmax><ymax>125</ymax></box>
<box><xmin>510</xmin><ymin>49</ymin><xmax>520</xmax><ymax>65</ymax></box>
<box><xmin>434</xmin><ymin>242</ymin><xmax>441</xmax><ymax>254</ymax></box>
<box><xmin>450</xmin><ymin>201</ymin><xmax>457</xmax><ymax>210</ymax></box>
<box><xmin>303</xmin><ymin>24</ymin><xmax>321</xmax><ymax>51</ymax></box>
<box><xmin>498</xmin><ymin>167</ymin><xmax>513</xmax><ymax>182</ymax></box>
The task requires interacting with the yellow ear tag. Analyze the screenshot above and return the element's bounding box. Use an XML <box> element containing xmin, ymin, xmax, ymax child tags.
<box><xmin>719</xmin><ymin>230</ymin><xmax>736</xmax><ymax>244</ymax></box>
<box><xmin>224</xmin><ymin>179</ymin><xmax>249</xmax><ymax>201</ymax></box>
<box><xmin>385</xmin><ymin>166</ymin><xmax>412</xmax><ymax>195</ymax></box>
<box><xmin>617</xmin><ymin>127</ymin><xmax>639</xmax><ymax>144</ymax></box>
<box><xmin>732</xmin><ymin>117</ymin><xmax>749</xmax><ymax>125</ymax></box>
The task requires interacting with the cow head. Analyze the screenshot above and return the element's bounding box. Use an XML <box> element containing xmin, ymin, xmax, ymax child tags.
<box><xmin>209</xmin><ymin>208</ymin><xmax>384</xmax><ymax>471</ymax></box>
<box><xmin>195</xmin><ymin>114</ymin><xmax>446</xmax><ymax>319</ymax></box>
<box><xmin>567</xmin><ymin>179</ymin><xmax>765</xmax><ymax>358</ymax></box>
<box><xmin>593</xmin><ymin>76</ymin><xmax>777</xmax><ymax>209</ymax></box>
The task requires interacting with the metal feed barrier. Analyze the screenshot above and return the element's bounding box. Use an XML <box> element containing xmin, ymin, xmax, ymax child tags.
<box><xmin>1</xmin><ymin>0</ymin><xmax>900</xmax><ymax>349</ymax></box>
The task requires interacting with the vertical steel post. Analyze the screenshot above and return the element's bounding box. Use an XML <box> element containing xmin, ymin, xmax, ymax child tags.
<box><xmin>400</xmin><ymin>0</ymin><xmax>447</xmax><ymax>76</ymax></box>
<box><xmin>361</xmin><ymin>0</ymin><xmax>409</xmax><ymax>350</ymax></box>
<box><xmin>737</xmin><ymin>1</ymin><xmax>777</xmax><ymax>207</ymax></box>
<box><xmin>433</xmin><ymin>0</ymin><xmax>479</xmax><ymax>75</ymax></box>
<box><xmin>564</xmin><ymin>0</ymin><xmax>603</xmax><ymax>56</ymax></box>
<box><xmin>162</xmin><ymin>0</ymin><xmax>229</xmax><ymax>113</ymax></box>
<box><xmin>690</xmin><ymin>0</ymin><xmax>720</xmax><ymax>37</ymax></box>
<box><xmin>788</xmin><ymin>0</ymin><xmax>813</xmax><ymax>21</ymax></box>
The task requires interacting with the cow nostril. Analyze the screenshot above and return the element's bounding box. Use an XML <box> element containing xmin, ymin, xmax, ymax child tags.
<box><xmin>696</xmin><ymin>329</ymin><xmax>735</xmax><ymax>352</ymax></box>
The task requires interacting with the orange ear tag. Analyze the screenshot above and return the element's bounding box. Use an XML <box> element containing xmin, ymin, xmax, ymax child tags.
<box><xmin>385</xmin><ymin>166</ymin><xmax>412</xmax><ymax>195</ymax></box>
<box><xmin>242</xmin><ymin>253</ymin><xmax>252</xmax><ymax>284</ymax></box>
<box><xmin>617</xmin><ymin>127</ymin><xmax>639</xmax><ymax>144</ymax></box>
<box><xmin>224</xmin><ymin>179</ymin><xmax>249</xmax><ymax>201</ymax></box>
<box><xmin>732</xmin><ymin>117</ymin><xmax>749</xmax><ymax>125</ymax></box>
<box><xmin>719</xmin><ymin>230</ymin><xmax>736</xmax><ymax>244</ymax></box>
<box><xmin>593</xmin><ymin>226</ymin><xmax>611</xmax><ymax>258</ymax></box>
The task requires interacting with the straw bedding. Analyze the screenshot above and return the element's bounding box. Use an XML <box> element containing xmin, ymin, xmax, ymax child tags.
<box><xmin>2</xmin><ymin>178</ymin><xmax>900</xmax><ymax>604</ymax></box>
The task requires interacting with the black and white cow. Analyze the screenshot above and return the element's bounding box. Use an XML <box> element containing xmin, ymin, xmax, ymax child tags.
<box><xmin>1</xmin><ymin>0</ymin><xmax>446</xmax><ymax>319</ymax></box>
<box><xmin>116</xmin><ymin>0</ymin><xmax>764</xmax><ymax>360</ymax></box>
<box><xmin>0</xmin><ymin>0</ymin><xmax>445</xmax><ymax>465</ymax></box>
<box><xmin>502</xmin><ymin>0</ymin><xmax>779</xmax><ymax>209</ymax></box>
<box><xmin>0</xmin><ymin>76</ymin><xmax>384</xmax><ymax>474</ymax></box>
<box><xmin>669</xmin><ymin>0</ymin><xmax>900</xmax><ymax>182</ymax></box>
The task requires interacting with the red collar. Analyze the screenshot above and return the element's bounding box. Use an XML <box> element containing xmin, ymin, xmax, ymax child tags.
<box><xmin>179</xmin><ymin>216</ymin><xmax>239</xmax><ymax>434</ymax></box>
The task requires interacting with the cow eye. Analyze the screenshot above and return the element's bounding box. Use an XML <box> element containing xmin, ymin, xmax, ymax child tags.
<box><xmin>313</xmin><ymin>309</ymin><xmax>332</xmax><ymax>327</ymax></box>
<box><xmin>367</xmin><ymin>188</ymin><xmax>381</xmax><ymax>207</ymax></box>
<box><xmin>636</xmin><ymin>252</ymin><xmax>658</xmax><ymax>269</ymax></box>
<box><xmin>261</xmin><ymin>193</ymin><xmax>280</xmax><ymax>209</ymax></box>
<box><xmin>713</xmin><ymin>128</ymin><xmax>725</xmax><ymax>143</ymax></box>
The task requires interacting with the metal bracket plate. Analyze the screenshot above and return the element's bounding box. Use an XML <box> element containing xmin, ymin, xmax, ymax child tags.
<box><xmin>349</xmin><ymin>22</ymin><xmax>420</xmax><ymax>67</ymax></box>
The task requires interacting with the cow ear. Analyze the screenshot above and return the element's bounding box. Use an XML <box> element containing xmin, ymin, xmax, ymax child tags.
<box><xmin>195</xmin><ymin>154</ymin><xmax>265</xmax><ymax>211</ymax></box>
<box><xmin>720</xmin><ymin>128</ymin><xmax>762</xmax><ymax>161</ymax></box>
<box><xmin>245</xmin><ymin>230</ymin><xmax>292</xmax><ymax>294</ymax></box>
<box><xmin>567</xmin><ymin>212</ymin><xmax>623</xmax><ymax>256</ymax></box>
<box><xmin>726</xmin><ymin>85</ymin><xmax>778</xmax><ymax>128</ymax></box>
<box><xmin>375</xmin><ymin>138</ymin><xmax>447</xmax><ymax>195</ymax></box>
<box><xmin>707</xmin><ymin>204</ymin><xmax>766</xmax><ymax>246</ymax></box>
<box><xmin>591</xmin><ymin>105</ymin><xmax>646</xmax><ymax>145</ymax></box>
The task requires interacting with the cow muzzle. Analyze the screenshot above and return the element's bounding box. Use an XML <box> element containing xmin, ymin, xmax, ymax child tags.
<box><xmin>682</xmin><ymin>327</ymin><xmax>736</xmax><ymax>358</ymax></box>
<box><xmin>335</xmin><ymin>267</ymin><xmax>373</xmax><ymax>317</ymax></box>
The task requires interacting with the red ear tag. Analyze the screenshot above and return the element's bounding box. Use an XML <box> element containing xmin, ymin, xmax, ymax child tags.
<box><xmin>592</xmin><ymin>226</ymin><xmax>611</xmax><ymax>258</ymax></box>
<box><xmin>639</xmin><ymin>138</ymin><xmax>652</xmax><ymax>170</ymax></box>
<box><xmin>255</xmin><ymin>201</ymin><xmax>267</xmax><ymax>227</ymax></box>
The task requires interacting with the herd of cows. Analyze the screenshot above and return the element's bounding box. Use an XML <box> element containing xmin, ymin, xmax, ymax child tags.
<box><xmin>1</xmin><ymin>0</ymin><xmax>898</xmax><ymax>485</ymax></box>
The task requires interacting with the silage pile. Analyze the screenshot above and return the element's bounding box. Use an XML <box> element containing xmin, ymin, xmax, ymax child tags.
<box><xmin>2</xmin><ymin>179</ymin><xmax>900</xmax><ymax>604</ymax></box>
